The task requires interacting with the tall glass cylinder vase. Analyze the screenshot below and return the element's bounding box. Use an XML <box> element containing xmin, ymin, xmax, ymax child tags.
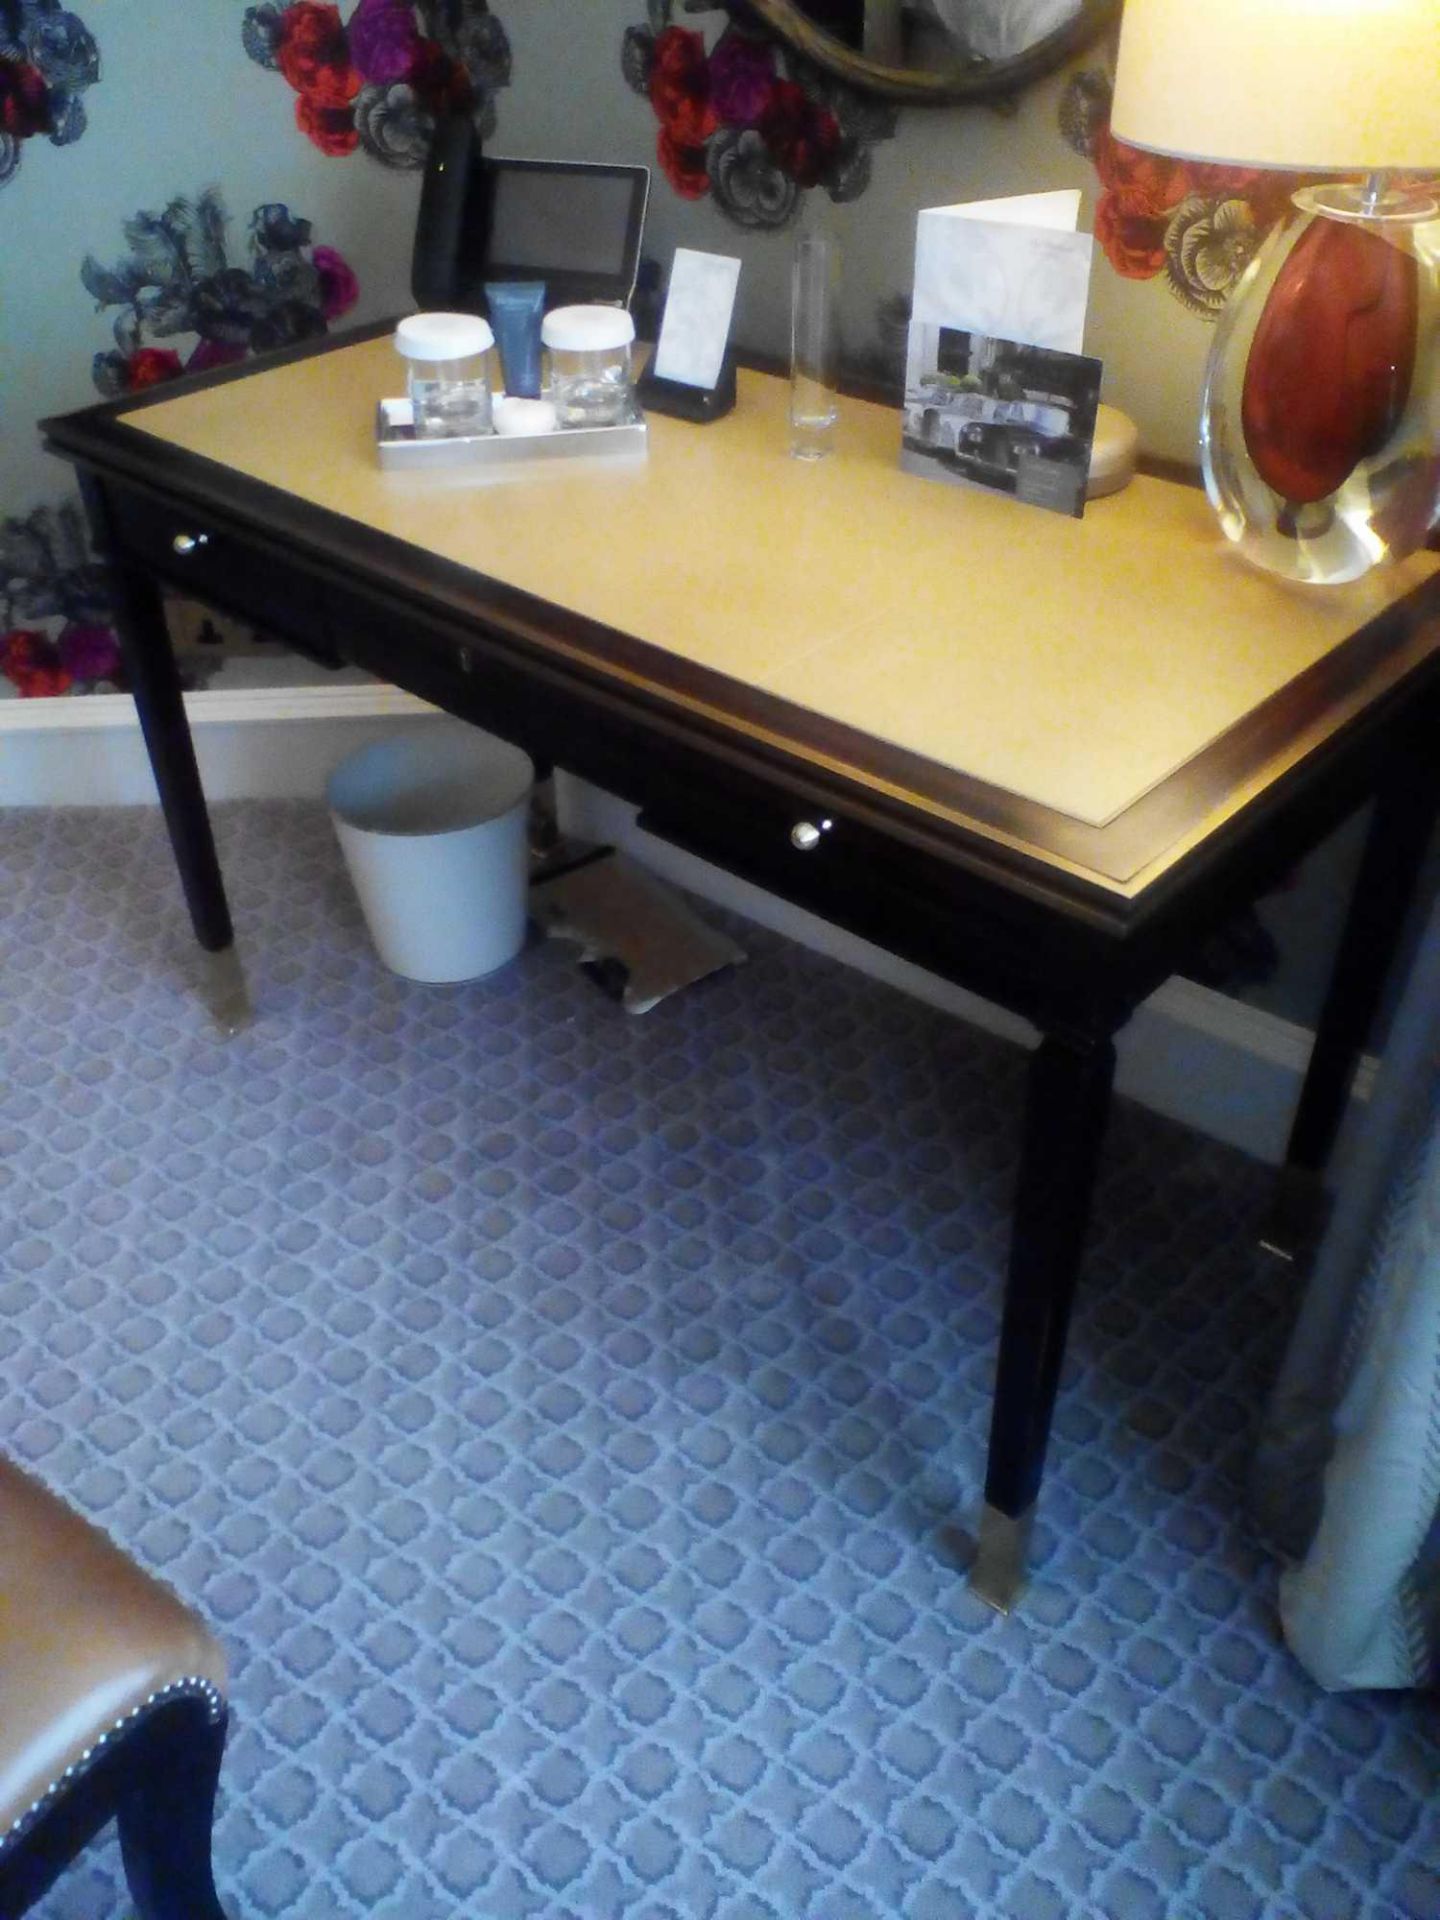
<box><xmin>1200</xmin><ymin>182</ymin><xmax>1440</xmax><ymax>585</ymax></box>
<box><xmin>790</xmin><ymin>234</ymin><xmax>839</xmax><ymax>460</ymax></box>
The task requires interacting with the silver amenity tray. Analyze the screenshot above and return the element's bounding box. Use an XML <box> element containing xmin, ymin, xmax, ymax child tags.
<box><xmin>375</xmin><ymin>397</ymin><xmax>648</xmax><ymax>477</ymax></box>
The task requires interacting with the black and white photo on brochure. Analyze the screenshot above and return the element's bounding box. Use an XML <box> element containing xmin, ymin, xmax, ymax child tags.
<box><xmin>901</xmin><ymin>325</ymin><xmax>1102</xmax><ymax>517</ymax></box>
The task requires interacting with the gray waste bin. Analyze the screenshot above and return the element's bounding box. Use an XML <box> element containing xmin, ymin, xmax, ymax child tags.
<box><xmin>327</xmin><ymin>720</ymin><xmax>534</xmax><ymax>983</ymax></box>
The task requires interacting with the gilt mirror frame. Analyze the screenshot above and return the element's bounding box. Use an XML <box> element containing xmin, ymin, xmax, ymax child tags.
<box><xmin>735</xmin><ymin>0</ymin><xmax>1120</xmax><ymax>102</ymax></box>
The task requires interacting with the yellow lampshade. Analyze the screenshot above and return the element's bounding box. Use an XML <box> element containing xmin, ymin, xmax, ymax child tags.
<box><xmin>1110</xmin><ymin>0</ymin><xmax>1440</xmax><ymax>171</ymax></box>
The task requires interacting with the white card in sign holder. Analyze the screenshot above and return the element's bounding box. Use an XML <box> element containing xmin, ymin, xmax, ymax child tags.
<box><xmin>636</xmin><ymin>248</ymin><xmax>741</xmax><ymax>423</ymax></box>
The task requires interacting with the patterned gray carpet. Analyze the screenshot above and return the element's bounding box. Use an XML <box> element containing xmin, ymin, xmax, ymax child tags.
<box><xmin>2</xmin><ymin>802</ymin><xmax>1436</xmax><ymax>1920</ymax></box>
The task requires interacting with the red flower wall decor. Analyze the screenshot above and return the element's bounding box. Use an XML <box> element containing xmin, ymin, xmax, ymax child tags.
<box><xmin>0</xmin><ymin>502</ymin><xmax>120</xmax><ymax>698</ymax></box>
<box><xmin>1058</xmin><ymin>68</ymin><xmax>1300</xmax><ymax>318</ymax></box>
<box><xmin>0</xmin><ymin>0</ymin><xmax>101</xmax><ymax>188</ymax></box>
<box><xmin>623</xmin><ymin>3</ymin><xmax>896</xmax><ymax>229</ymax></box>
<box><xmin>242</xmin><ymin>0</ymin><xmax>511</xmax><ymax>166</ymax></box>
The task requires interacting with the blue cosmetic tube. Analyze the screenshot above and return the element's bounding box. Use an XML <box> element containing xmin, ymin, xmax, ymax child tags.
<box><xmin>485</xmin><ymin>281</ymin><xmax>546</xmax><ymax>399</ymax></box>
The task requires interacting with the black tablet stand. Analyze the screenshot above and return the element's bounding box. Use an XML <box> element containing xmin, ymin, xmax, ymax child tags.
<box><xmin>634</xmin><ymin>349</ymin><xmax>738</xmax><ymax>425</ymax></box>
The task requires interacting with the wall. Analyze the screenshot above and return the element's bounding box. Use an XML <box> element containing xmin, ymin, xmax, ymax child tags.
<box><xmin>497</xmin><ymin>1</ymin><xmax>1213</xmax><ymax>460</ymax></box>
<box><xmin>0</xmin><ymin>0</ymin><xmax>1393</xmax><ymax>1027</ymax></box>
<box><xmin>1</xmin><ymin>8</ymin><xmax>431</xmax><ymax>488</ymax></box>
<box><xmin>2</xmin><ymin>0</ymin><xmax>1224</xmax><ymax>626</ymax></box>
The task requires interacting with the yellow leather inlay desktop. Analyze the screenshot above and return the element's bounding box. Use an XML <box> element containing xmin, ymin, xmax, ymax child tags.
<box><xmin>128</xmin><ymin>334</ymin><xmax>1438</xmax><ymax>830</ymax></box>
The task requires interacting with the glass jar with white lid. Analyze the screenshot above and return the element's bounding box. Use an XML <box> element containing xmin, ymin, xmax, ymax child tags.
<box><xmin>542</xmin><ymin>305</ymin><xmax>637</xmax><ymax>428</ymax></box>
<box><xmin>394</xmin><ymin>312</ymin><xmax>494</xmax><ymax>439</ymax></box>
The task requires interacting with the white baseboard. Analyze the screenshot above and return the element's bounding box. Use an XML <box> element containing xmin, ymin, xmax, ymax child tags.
<box><xmin>1</xmin><ymin>683</ymin><xmax>1368</xmax><ymax>1163</ymax></box>
<box><xmin>0</xmin><ymin>683</ymin><xmax>433</xmax><ymax>804</ymax></box>
<box><xmin>553</xmin><ymin>774</ymin><xmax>1367</xmax><ymax>1166</ymax></box>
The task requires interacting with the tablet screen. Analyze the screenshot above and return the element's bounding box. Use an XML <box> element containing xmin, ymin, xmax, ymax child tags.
<box><xmin>481</xmin><ymin>159</ymin><xmax>649</xmax><ymax>304</ymax></box>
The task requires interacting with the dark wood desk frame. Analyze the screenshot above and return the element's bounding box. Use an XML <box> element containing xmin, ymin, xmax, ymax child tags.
<box><xmin>43</xmin><ymin>328</ymin><xmax>1440</xmax><ymax>1610</ymax></box>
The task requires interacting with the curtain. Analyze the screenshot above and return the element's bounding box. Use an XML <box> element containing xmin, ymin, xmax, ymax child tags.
<box><xmin>1251</xmin><ymin>887</ymin><xmax>1440</xmax><ymax>1691</ymax></box>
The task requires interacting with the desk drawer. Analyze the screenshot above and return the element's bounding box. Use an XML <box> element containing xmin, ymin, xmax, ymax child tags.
<box><xmin>331</xmin><ymin>583</ymin><xmax>495</xmax><ymax>712</ymax></box>
<box><xmin>639</xmin><ymin>783</ymin><xmax>880</xmax><ymax>934</ymax></box>
<box><xmin>639</xmin><ymin>782</ymin><xmax>1083</xmax><ymax>1020</ymax></box>
<box><xmin>330</xmin><ymin>580</ymin><xmax>591</xmax><ymax>768</ymax></box>
<box><xmin>104</xmin><ymin>482</ymin><xmax>331</xmax><ymax>654</ymax></box>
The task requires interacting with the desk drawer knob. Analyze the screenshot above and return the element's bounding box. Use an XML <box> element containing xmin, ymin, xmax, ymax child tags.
<box><xmin>790</xmin><ymin>818</ymin><xmax>832</xmax><ymax>852</ymax></box>
<box><xmin>171</xmin><ymin>532</ymin><xmax>210</xmax><ymax>555</ymax></box>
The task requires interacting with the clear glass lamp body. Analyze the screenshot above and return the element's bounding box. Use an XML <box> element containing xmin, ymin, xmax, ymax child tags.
<box><xmin>1200</xmin><ymin>182</ymin><xmax>1440</xmax><ymax>585</ymax></box>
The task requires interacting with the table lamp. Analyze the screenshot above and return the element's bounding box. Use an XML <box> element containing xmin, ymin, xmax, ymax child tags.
<box><xmin>1109</xmin><ymin>0</ymin><xmax>1440</xmax><ymax>584</ymax></box>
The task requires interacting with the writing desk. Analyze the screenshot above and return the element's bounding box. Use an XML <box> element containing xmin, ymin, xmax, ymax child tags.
<box><xmin>43</xmin><ymin>326</ymin><xmax>1440</xmax><ymax>1609</ymax></box>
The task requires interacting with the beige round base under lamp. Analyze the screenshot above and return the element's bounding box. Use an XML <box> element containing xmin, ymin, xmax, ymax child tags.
<box><xmin>1086</xmin><ymin>404</ymin><xmax>1139</xmax><ymax>499</ymax></box>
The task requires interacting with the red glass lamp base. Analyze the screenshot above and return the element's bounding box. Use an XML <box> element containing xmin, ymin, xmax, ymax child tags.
<box><xmin>1202</xmin><ymin>185</ymin><xmax>1440</xmax><ymax>584</ymax></box>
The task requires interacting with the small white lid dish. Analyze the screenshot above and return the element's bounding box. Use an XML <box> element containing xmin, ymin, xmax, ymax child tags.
<box><xmin>395</xmin><ymin>312</ymin><xmax>495</xmax><ymax>361</ymax></box>
<box><xmin>493</xmin><ymin>395</ymin><xmax>560</xmax><ymax>437</ymax></box>
<box><xmin>541</xmin><ymin>305</ymin><xmax>636</xmax><ymax>353</ymax></box>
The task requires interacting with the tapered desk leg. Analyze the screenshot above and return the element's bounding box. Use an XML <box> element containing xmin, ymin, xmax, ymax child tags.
<box><xmin>1262</xmin><ymin>724</ymin><xmax>1440</xmax><ymax>1263</ymax></box>
<box><xmin>971</xmin><ymin>1026</ymin><xmax>1117</xmax><ymax>1612</ymax></box>
<box><xmin>82</xmin><ymin>475</ymin><xmax>233</xmax><ymax>954</ymax></box>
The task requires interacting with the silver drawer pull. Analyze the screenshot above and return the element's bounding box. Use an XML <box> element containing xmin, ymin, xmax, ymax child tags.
<box><xmin>171</xmin><ymin>532</ymin><xmax>210</xmax><ymax>555</ymax></box>
<box><xmin>790</xmin><ymin>818</ymin><xmax>833</xmax><ymax>852</ymax></box>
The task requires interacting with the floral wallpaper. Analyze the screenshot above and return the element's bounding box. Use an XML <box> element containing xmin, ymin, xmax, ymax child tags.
<box><xmin>0</xmin><ymin>0</ymin><xmax>100</xmax><ymax>188</ymax></box>
<box><xmin>241</xmin><ymin>0</ymin><xmax>511</xmax><ymax>166</ymax></box>
<box><xmin>622</xmin><ymin>1</ymin><xmax>895</xmax><ymax>230</ymax></box>
<box><xmin>3</xmin><ymin>2</ymin><xmax>511</xmax><ymax>699</ymax></box>
<box><xmin>1</xmin><ymin>189</ymin><xmax>360</xmax><ymax>698</ymax></box>
<box><xmin>0</xmin><ymin>501</ymin><xmax>118</xmax><ymax>697</ymax></box>
<box><xmin>1059</xmin><ymin>67</ymin><xmax>1300</xmax><ymax>320</ymax></box>
<box><xmin>613</xmin><ymin>6</ymin><xmax>1319</xmax><ymax>343</ymax></box>
<box><xmin>85</xmin><ymin>191</ymin><xmax>359</xmax><ymax>397</ymax></box>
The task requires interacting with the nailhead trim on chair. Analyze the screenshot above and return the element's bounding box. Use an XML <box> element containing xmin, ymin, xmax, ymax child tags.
<box><xmin>0</xmin><ymin>1677</ymin><xmax>227</xmax><ymax>1855</ymax></box>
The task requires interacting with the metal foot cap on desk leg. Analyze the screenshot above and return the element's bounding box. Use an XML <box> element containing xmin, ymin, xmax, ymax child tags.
<box><xmin>969</xmin><ymin>1503</ymin><xmax>1035</xmax><ymax>1614</ymax></box>
<box><xmin>1258</xmin><ymin>1165</ymin><xmax>1331</xmax><ymax>1268</ymax></box>
<box><xmin>195</xmin><ymin>944</ymin><xmax>253</xmax><ymax>1037</ymax></box>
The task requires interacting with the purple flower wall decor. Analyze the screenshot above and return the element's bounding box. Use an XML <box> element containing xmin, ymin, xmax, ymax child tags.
<box><xmin>623</xmin><ymin>2</ymin><xmax>896</xmax><ymax>230</ymax></box>
<box><xmin>82</xmin><ymin>188</ymin><xmax>360</xmax><ymax>397</ymax></box>
<box><xmin>0</xmin><ymin>0</ymin><xmax>101</xmax><ymax>187</ymax></box>
<box><xmin>241</xmin><ymin>0</ymin><xmax>511</xmax><ymax>167</ymax></box>
<box><xmin>0</xmin><ymin>494</ymin><xmax>246</xmax><ymax>698</ymax></box>
<box><xmin>0</xmin><ymin>500</ymin><xmax>121</xmax><ymax>697</ymax></box>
